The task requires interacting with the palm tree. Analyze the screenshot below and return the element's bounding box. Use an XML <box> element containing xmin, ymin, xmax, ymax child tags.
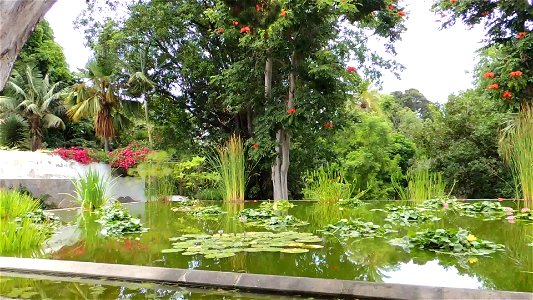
<box><xmin>0</xmin><ymin>65</ymin><xmax>65</xmax><ymax>151</ymax></box>
<box><xmin>65</xmin><ymin>61</ymin><xmax>135</xmax><ymax>152</ymax></box>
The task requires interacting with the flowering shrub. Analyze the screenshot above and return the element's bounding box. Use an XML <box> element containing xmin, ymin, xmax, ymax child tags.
<box><xmin>53</xmin><ymin>147</ymin><xmax>94</xmax><ymax>165</ymax></box>
<box><xmin>108</xmin><ymin>143</ymin><xmax>151</xmax><ymax>171</ymax></box>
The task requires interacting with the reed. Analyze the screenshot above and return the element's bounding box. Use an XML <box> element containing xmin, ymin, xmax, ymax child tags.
<box><xmin>213</xmin><ymin>135</ymin><xmax>246</xmax><ymax>204</ymax></box>
<box><xmin>302</xmin><ymin>165</ymin><xmax>353</xmax><ymax>205</ymax></box>
<box><xmin>393</xmin><ymin>167</ymin><xmax>450</xmax><ymax>204</ymax></box>
<box><xmin>0</xmin><ymin>189</ymin><xmax>40</xmax><ymax>219</ymax></box>
<box><xmin>0</xmin><ymin>218</ymin><xmax>49</xmax><ymax>255</ymax></box>
<box><xmin>72</xmin><ymin>169</ymin><xmax>111</xmax><ymax>210</ymax></box>
<box><xmin>500</xmin><ymin>106</ymin><xmax>533</xmax><ymax>208</ymax></box>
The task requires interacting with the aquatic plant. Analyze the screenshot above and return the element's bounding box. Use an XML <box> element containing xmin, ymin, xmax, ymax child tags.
<box><xmin>337</xmin><ymin>197</ymin><xmax>365</xmax><ymax>208</ymax></box>
<box><xmin>0</xmin><ymin>189</ymin><xmax>40</xmax><ymax>220</ymax></box>
<box><xmin>515</xmin><ymin>207</ymin><xmax>533</xmax><ymax>222</ymax></box>
<box><xmin>212</xmin><ymin>135</ymin><xmax>246</xmax><ymax>204</ymax></box>
<box><xmin>302</xmin><ymin>165</ymin><xmax>353</xmax><ymax>205</ymax></box>
<box><xmin>72</xmin><ymin>169</ymin><xmax>111</xmax><ymax>211</ymax></box>
<box><xmin>237</xmin><ymin>200</ymin><xmax>308</xmax><ymax>230</ymax></box>
<box><xmin>458</xmin><ymin>201</ymin><xmax>510</xmax><ymax>220</ymax></box>
<box><xmin>0</xmin><ymin>219</ymin><xmax>50</xmax><ymax>255</ymax></box>
<box><xmin>375</xmin><ymin>205</ymin><xmax>441</xmax><ymax>226</ymax></box>
<box><xmin>95</xmin><ymin>202</ymin><xmax>147</xmax><ymax>238</ymax></box>
<box><xmin>161</xmin><ymin>231</ymin><xmax>323</xmax><ymax>258</ymax></box>
<box><xmin>320</xmin><ymin>218</ymin><xmax>396</xmax><ymax>240</ymax></box>
<box><xmin>417</xmin><ymin>198</ymin><xmax>461</xmax><ymax>211</ymax></box>
<box><xmin>392</xmin><ymin>167</ymin><xmax>450</xmax><ymax>204</ymax></box>
<box><xmin>500</xmin><ymin>107</ymin><xmax>533</xmax><ymax>208</ymax></box>
<box><xmin>190</xmin><ymin>206</ymin><xmax>225</xmax><ymax>219</ymax></box>
<box><xmin>389</xmin><ymin>228</ymin><xmax>505</xmax><ymax>256</ymax></box>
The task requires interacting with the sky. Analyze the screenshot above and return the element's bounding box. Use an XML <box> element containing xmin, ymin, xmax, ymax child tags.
<box><xmin>45</xmin><ymin>0</ymin><xmax>485</xmax><ymax>103</ymax></box>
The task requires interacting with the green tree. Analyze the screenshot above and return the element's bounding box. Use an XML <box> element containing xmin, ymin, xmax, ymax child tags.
<box><xmin>0</xmin><ymin>65</ymin><xmax>65</xmax><ymax>151</ymax></box>
<box><xmin>390</xmin><ymin>88</ymin><xmax>434</xmax><ymax>119</ymax></box>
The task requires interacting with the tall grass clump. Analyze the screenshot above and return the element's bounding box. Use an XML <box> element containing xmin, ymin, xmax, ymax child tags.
<box><xmin>500</xmin><ymin>107</ymin><xmax>533</xmax><ymax>208</ymax></box>
<box><xmin>302</xmin><ymin>165</ymin><xmax>353</xmax><ymax>205</ymax></box>
<box><xmin>213</xmin><ymin>135</ymin><xmax>246</xmax><ymax>204</ymax></box>
<box><xmin>0</xmin><ymin>189</ymin><xmax>40</xmax><ymax>219</ymax></box>
<box><xmin>72</xmin><ymin>169</ymin><xmax>111</xmax><ymax>210</ymax></box>
<box><xmin>0</xmin><ymin>218</ymin><xmax>49</xmax><ymax>254</ymax></box>
<box><xmin>393</xmin><ymin>167</ymin><xmax>450</xmax><ymax>204</ymax></box>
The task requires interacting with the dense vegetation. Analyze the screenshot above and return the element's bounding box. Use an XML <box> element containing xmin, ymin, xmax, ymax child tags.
<box><xmin>0</xmin><ymin>0</ymin><xmax>531</xmax><ymax>202</ymax></box>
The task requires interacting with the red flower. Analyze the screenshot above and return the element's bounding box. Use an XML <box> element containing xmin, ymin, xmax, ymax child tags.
<box><xmin>240</xmin><ymin>26</ymin><xmax>251</xmax><ymax>33</ymax></box>
<box><xmin>483</xmin><ymin>72</ymin><xmax>495</xmax><ymax>79</ymax></box>
<box><xmin>481</xmin><ymin>11</ymin><xmax>489</xmax><ymax>17</ymax></box>
<box><xmin>502</xmin><ymin>91</ymin><xmax>512</xmax><ymax>99</ymax></box>
<box><xmin>256</xmin><ymin>4</ymin><xmax>261</xmax><ymax>12</ymax></box>
<box><xmin>217</xmin><ymin>27</ymin><xmax>224</xmax><ymax>33</ymax></box>
<box><xmin>252</xmin><ymin>143</ymin><xmax>260</xmax><ymax>149</ymax></box>
<box><xmin>324</xmin><ymin>122</ymin><xmax>334</xmax><ymax>129</ymax></box>
<box><xmin>280</xmin><ymin>10</ymin><xmax>287</xmax><ymax>17</ymax></box>
<box><xmin>397</xmin><ymin>10</ymin><xmax>406</xmax><ymax>17</ymax></box>
<box><xmin>387</xmin><ymin>4</ymin><xmax>393</xmax><ymax>10</ymax></box>
<box><xmin>232</xmin><ymin>20</ymin><xmax>239</xmax><ymax>26</ymax></box>
<box><xmin>450</xmin><ymin>0</ymin><xmax>457</xmax><ymax>3</ymax></box>
<box><xmin>346</xmin><ymin>66</ymin><xmax>357</xmax><ymax>72</ymax></box>
<box><xmin>509</xmin><ymin>70</ymin><xmax>523</xmax><ymax>77</ymax></box>
<box><xmin>287</xmin><ymin>108</ymin><xmax>297</xmax><ymax>115</ymax></box>
<box><xmin>516</xmin><ymin>32</ymin><xmax>527</xmax><ymax>39</ymax></box>
<box><xmin>487</xmin><ymin>84</ymin><xmax>499</xmax><ymax>89</ymax></box>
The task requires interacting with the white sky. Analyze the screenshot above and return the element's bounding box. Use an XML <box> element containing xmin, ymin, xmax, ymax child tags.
<box><xmin>45</xmin><ymin>0</ymin><xmax>485</xmax><ymax>103</ymax></box>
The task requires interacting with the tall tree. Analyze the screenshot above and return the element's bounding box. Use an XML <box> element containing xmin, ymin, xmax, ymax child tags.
<box><xmin>390</xmin><ymin>88</ymin><xmax>433</xmax><ymax>119</ymax></box>
<box><xmin>0</xmin><ymin>0</ymin><xmax>57</xmax><ymax>91</ymax></box>
<box><xmin>0</xmin><ymin>65</ymin><xmax>65</xmax><ymax>151</ymax></box>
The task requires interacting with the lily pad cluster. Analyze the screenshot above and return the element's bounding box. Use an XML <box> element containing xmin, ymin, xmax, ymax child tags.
<box><xmin>161</xmin><ymin>231</ymin><xmax>323</xmax><ymax>258</ymax></box>
<box><xmin>96</xmin><ymin>202</ymin><xmax>148</xmax><ymax>237</ymax></box>
<box><xmin>15</xmin><ymin>209</ymin><xmax>61</xmax><ymax>227</ymax></box>
<box><xmin>237</xmin><ymin>201</ymin><xmax>308</xmax><ymax>230</ymax></box>
<box><xmin>418</xmin><ymin>198</ymin><xmax>461</xmax><ymax>211</ymax></box>
<box><xmin>320</xmin><ymin>218</ymin><xmax>396</xmax><ymax>239</ymax></box>
<box><xmin>389</xmin><ymin>228</ymin><xmax>505</xmax><ymax>256</ymax></box>
<box><xmin>376</xmin><ymin>205</ymin><xmax>441</xmax><ymax>226</ymax></box>
<box><xmin>172</xmin><ymin>205</ymin><xmax>225</xmax><ymax>219</ymax></box>
<box><xmin>458</xmin><ymin>201</ymin><xmax>510</xmax><ymax>220</ymax></box>
<box><xmin>515</xmin><ymin>207</ymin><xmax>532</xmax><ymax>222</ymax></box>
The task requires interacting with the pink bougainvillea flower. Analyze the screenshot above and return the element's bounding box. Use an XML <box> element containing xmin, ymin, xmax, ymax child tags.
<box><xmin>516</xmin><ymin>32</ymin><xmax>527</xmax><ymax>39</ymax></box>
<box><xmin>287</xmin><ymin>108</ymin><xmax>297</xmax><ymax>114</ymax></box>
<box><xmin>483</xmin><ymin>72</ymin><xmax>495</xmax><ymax>79</ymax></box>
<box><xmin>502</xmin><ymin>91</ymin><xmax>512</xmax><ymax>99</ymax></box>
<box><xmin>346</xmin><ymin>66</ymin><xmax>357</xmax><ymax>72</ymax></box>
<box><xmin>487</xmin><ymin>83</ymin><xmax>499</xmax><ymax>89</ymax></box>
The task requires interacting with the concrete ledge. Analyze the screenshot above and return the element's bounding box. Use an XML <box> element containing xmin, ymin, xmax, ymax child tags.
<box><xmin>0</xmin><ymin>257</ymin><xmax>531</xmax><ymax>300</ymax></box>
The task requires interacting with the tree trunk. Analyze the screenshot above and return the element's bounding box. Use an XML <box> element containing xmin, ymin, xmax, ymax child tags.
<box><xmin>272</xmin><ymin>52</ymin><xmax>298</xmax><ymax>200</ymax></box>
<box><xmin>29</xmin><ymin>117</ymin><xmax>42</xmax><ymax>151</ymax></box>
<box><xmin>104</xmin><ymin>138</ymin><xmax>110</xmax><ymax>153</ymax></box>
<box><xmin>0</xmin><ymin>0</ymin><xmax>57</xmax><ymax>91</ymax></box>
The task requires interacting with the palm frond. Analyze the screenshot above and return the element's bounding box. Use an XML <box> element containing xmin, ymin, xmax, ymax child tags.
<box><xmin>42</xmin><ymin>113</ymin><xmax>65</xmax><ymax>130</ymax></box>
<box><xmin>0</xmin><ymin>96</ymin><xmax>18</xmax><ymax>111</ymax></box>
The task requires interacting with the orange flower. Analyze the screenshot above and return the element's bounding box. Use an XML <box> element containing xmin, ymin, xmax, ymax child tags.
<box><xmin>483</xmin><ymin>72</ymin><xmax>495</xmax><ymax>79</ymax></box>
<box><xmin>502</xmin><ymin>91</ymin><xmax>512</xmax><ymax>99</ymax></box>
<box><xmin>252</xmin><ymin>143</ymin><xmax>260</xmax><ymax>149</ymax></box>
<box><xmin>232</xmin><ymin>20</ymin><xmax>239</xmax><ymax>26</ymax></box>
<box><xmin>450</xmin><ymin>0</ymin><xmax>457</xmax><ymax>3</ymax></box>
<box><xmin>280</xmin><ymin>10</ymin><xmax>287</xmax><ymax>17</ymax></box>
<box><xmin>387</xmin><ymin>4</ymin><xmax>393</xmax><ymax>10</ymax></box>
<box><xmin>287</xmin><ymin>108</ymin><xmax>297</xmax><ymax>114</ymax></box>
<box><xmin>346</xmin><ymin>66</ymin><xmax>357</xmax><ymax>72</ymax></box>
<box><xmin>324</xmin><ymin>122</ymin><xmax>334</xmax><ymax>129</ymax></box>
<box><xmin>487</xmin><ymin>84</ymin><xmax>499</xmax><ymax>89</ymax></box>
<box><xmin>516</xmin><ymin>32</ymin><xmax>527</xmax><ymax>39</ymax></box>
<box><xmin>509</xmin><ymin>70</ymin><xmax>523</xmax><ymax>77</ymax></box>
<box><xmin>217</xmin><ymin>27</ymin><xmax>224</xmax><ymax>34</ymax></box>
<box><xmin>256</xmin><ymin>4</ymin><xmax>261</xmax><ymax>11</ymax></box>
<box><xmin>240</xmin><ymin>26</ymin><xmax>251</xmax><ymax>33</ymax></box>
<box><xmin>397</xmin><ymin>10</ymin><xmax>406</xmax><ymax>17</ymax></box>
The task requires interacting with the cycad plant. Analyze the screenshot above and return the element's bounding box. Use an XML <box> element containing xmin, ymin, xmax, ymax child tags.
<box><xmin>500</xmin><ymin>107</ymin><xmax>533</xmax><ymax>208</ymax></box>
<box><xmin>213</xmin><ymin>135</ymin><xmax>246</xmax><ymax>204</ymax></box>
<box><xmin>0</xmin><ymin>65</ymin><xmax>65</xmax><ymax>151</ymax></box>
<box><xmin>0</xmin><ymin>114</ymin><xmax>30</xmax><ymax>149</ymax></box>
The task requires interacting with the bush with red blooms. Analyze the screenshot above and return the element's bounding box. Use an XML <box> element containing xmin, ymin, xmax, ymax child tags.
<box><xmin>53</xmin><ymin>147</ymin><xmax>94</xmax><ymax>165</ymax></box>
<box><xmin>108</xmin><ymin>143</ymin><xmax>151</xmax><ymax>171</ymax></box>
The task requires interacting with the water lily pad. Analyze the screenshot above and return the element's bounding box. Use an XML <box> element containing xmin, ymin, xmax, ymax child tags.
<box><xmin>300</xmin><ymin>244</ymin><xmax>324</xmax><ymax>249</ymax></box>
<box><xmin>181</xmin><ymin>251</ymin><xmax>198</xmax><ymax>255</ymax></box>
<box><xmin>161</xmin><ymin>248</ymin><xmax>184</xmax><ymax>253</ymax></box>
<box><xmin>296</xmin><ymin>237</ymin><xmax>322</xmax><ymax>243</ymax></box>
<box><xmin>280</xmin><ymin>248</ymin><xmax>309</xmax><ymax>253</ymax></box>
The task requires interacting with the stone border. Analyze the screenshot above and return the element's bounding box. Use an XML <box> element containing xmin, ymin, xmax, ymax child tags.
<box><xmin>1</xmin><ymin>257</ymin><xmax>531</xmax><ymax>299</ymax></box>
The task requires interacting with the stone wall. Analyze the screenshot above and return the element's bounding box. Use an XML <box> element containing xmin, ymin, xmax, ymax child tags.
<box><xmin>0</xmin><ymin>150</ymin><xmax>146</xmax><ymax>208</ymax></box>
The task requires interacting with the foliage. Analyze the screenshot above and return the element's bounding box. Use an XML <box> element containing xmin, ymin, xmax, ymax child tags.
<box><xmin>0</xmin><ymin>189</ymin><xmax>40</xmax><ymax>220</ymax></box>
<box><xmin>213</xmin><ymin>136</ymin><xmax>246</xmax><ymax>204</ymax></box>
<box><xmin>72</xmin><ymin>169</ymin><xmax>111</xmax><ymax>210</ymax></box>
<box><xmin>108</xmin><ymin>143</ymin><xmax>151</xmax><ymax>171</ymax></box>
<box><xmin>161</xmin><ymin>231</ymin><xmax>323</xmax><ymax>258</ymax></box>
<box><xmin>0</xmin><ymin>65</ymin><xmax>65</xmax><ymax>151</ymax></box>
<box><xmin>302</xmin><ymin>164</ymin><xmax>353</xmax><ymax>204</ymax></box>
<box><xmin>390</xmin><ymin>228</ymin><xmax>505</xmax><ymax>256</ymax></box>
<box><xmin>129</xmin><ymin>150</ymin><xmax>174</xmax><ymax>200</ymax></box>
<box><xmin>170</xmin><ymin>156</ymin><xmax>219</xmax><ymax>198</ymax></box>
<box><xmin>393</xmin><ymin>166</ymin><xmax>450</xmax><ymax>203</ymax></box>
<box><xmin>500</xmin><ymin>108</ymin><xmax>533</xmax><ymax>207</ymax></box>
<box><xmin>95</xmin><ymin>202</ymin><xmax>147</xmax><ymax>238</ymax></box>
<box><xmin>390</xmin><ymin>89</ymin><xmax>434</xmax><ymax>119</ymax></box>
<box><xmin>321</xmin><ymin>218</ymin><xmax>396</xmax><ymax>240</ymax></box>
<box><xmin>0</xmin><ymin>114</ymin><xmax>30</xmax><ymax>149</ymax></box>
<box><xmin>458</xmin><ymin>201</ymin><xmax>510</xmax><ymax>220</ymax></box>
<box><xmin>378</xmin><ymin>205</ymin><xmax>441</xmax><ymax>226</ymax></box>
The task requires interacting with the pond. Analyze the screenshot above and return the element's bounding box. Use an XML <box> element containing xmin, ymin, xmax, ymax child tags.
<box><xmin>0</xmin><ymin>272</ymin><xmax>308</xmax><ymax>299</ymax></box>
<box><xmin>15</xmin><ymin>201</ymin><xmax>533</xmax><ymax>293</ymax></box>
